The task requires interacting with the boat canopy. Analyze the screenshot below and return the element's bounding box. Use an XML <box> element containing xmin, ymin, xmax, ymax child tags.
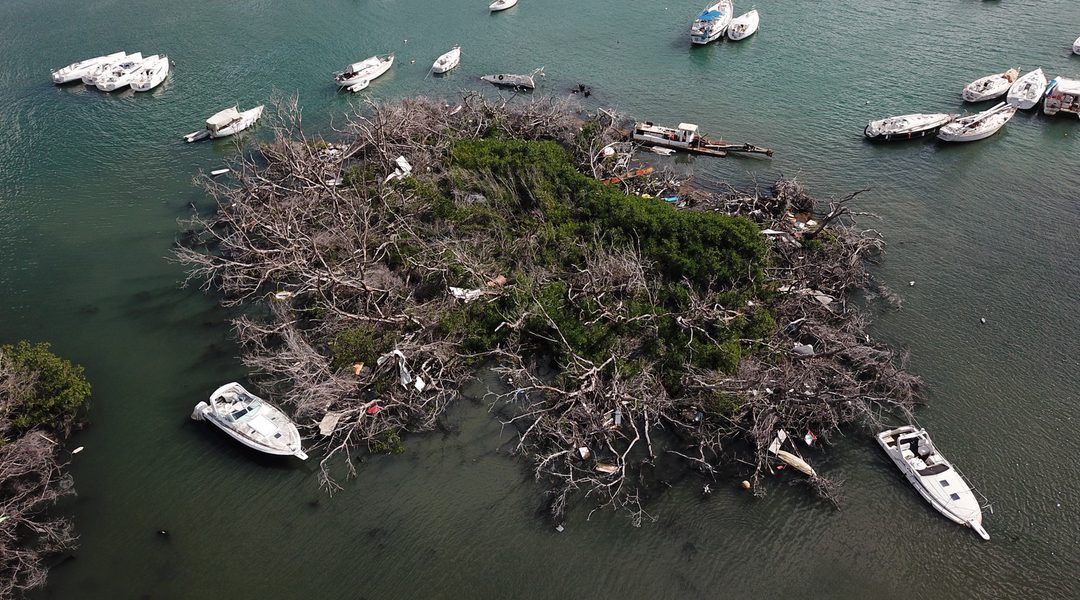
<box><xmin>206</xmin><ymin>107</ymin><xmax>241</xmax><ymax>132</ymax></box>
<box><xmin>677</xmin><ymin>123</ymin><xmax>699</xmax><ymax>133</ymax></box>
<box><xmin>1050</xmin><ymin>77</ymin><xmax>1080</xmax><ymax>96</ymax></box>
<box><xmin>698</xmin><ymin>10</ymin><xmax>723</xmax><ymax>20</ymax></box>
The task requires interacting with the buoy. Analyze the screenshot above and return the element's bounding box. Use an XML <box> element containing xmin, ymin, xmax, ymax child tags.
<box><xmin>740</xmin><ymin>480</ymin><xmax>751</xmax><ymax>490</ymax></box>
<box><xmin>909</xmin><ymin>281</ymin><xmax>915</xmax><ymax>286</ymax></box>
<box><xmin>980</xmin><ymin>318</ymin><xmax>986</xmax><ymax>324</ymax></box>
<box><xmin>157</xmin><ymin>529</ymin><xmax>169</xmax><ymax>536</ymax></box>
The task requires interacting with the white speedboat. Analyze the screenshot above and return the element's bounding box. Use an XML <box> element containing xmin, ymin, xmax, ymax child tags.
<box><xmin>490</xmin><ymin>0</ymin><xmax>518</xmax><ymax>11</ymax></box>
<box><xmin>130</xmin><ymin>54</ymin><xmax>170</xmax><ymax>92</ymax></box>
<box><xmin>192</xmin><ymin>382</ymin><xmax>308</xmax><ymax>459</ymax></box>
<box><xmin>690</xmin><ymin>0</ymin><xmax>732</xmax><ymax>44</ymax></box>
<box><xmin>864</xmin><ymin>112</ymin><xmax>957</xmax><ymax>141</ymax></box>
<box><xmin>727</xmin><ymin>9</ymin><xmax>759</xmax><ymax>41</ymax></box>
<box><xmin>937</xmin><ymin>102</ymin><xmax>1016</xmax><ymax>142</ymax></box>
<box><xmin>184</xmin><ymin>105</ymin><xmax>265</xmax><ymax>142</ymax></box>
<box><xmin>82</xmin><ymin>52</ymin><xmax>139</xmax><ymax>86</ymax></box>
<box><xmin>97</xmin><ymin>53</ymin><xmax>157</xmax><ymax>92</ymax></box>
<box><xmin>877</xmin><ymin>425</ymin><xmax>988</xmax><ymax>540</ymax></box>
<box><xmin>51</xmin><ymin>51</ymin><xmax>125</xmax><ymax>84</ymax></box>
<box><xmin>1006</xmin><ymin>68</ymin><xmax>1047</xmax><ymax>109</ymax></box>
<box><xmin>334</xmin><ymin>54</ymin><xmax>394</xmax><ymax>89</ymax></box>
<box><xmin>432</xmin><ymin>46</ymin><xmax>461</xmax><ymax>74</ymax></box>
<box><xmin>962</xmin><ymin>68</ymin><xmax>1018</xmax><ymax>102</ymax></box>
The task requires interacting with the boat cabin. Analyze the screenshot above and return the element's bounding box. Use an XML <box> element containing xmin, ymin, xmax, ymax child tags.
<box><xmin>1044</xmin><ymin>77</ymin><xmax>1080</xmax><ymax>117</ymax></box>
<box><xmin>206</xmin><ymin>107</ymin><xmax>241</xmax><ymax>133</ymax></box>
<box><xmin>633</xmin><ymin>122</ymin><xmax>700</xmax><ymax>148</ymax></box>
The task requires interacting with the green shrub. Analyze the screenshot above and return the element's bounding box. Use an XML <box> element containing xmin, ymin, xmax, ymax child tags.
<box><xmin>0</xmin><ymin>341</ymin><xmax>91</xmax><ymax>437</ymax></box>
<box><xmin>328</xmin><ymin>324</ymin><xmax>394</xmax><ymax>371</ymax></box>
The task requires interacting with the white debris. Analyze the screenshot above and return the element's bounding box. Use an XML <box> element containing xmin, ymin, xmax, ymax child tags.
<box><xmin>319</xmin><ymin>412</ymin><xmax>344</xmax><ymax>436</ymax></box>
<box><xmin>72</xmin><ymin>446</ymin><xmax>84</xmax><ymax>454</ymax></box>
<box><xmin>414</xmin><ymin>376</ymin><xmax>427</xmax><ymax>392</ymax></box>
<box><xmin>449</xmin><ymin>286</ymin><xmax>487</xmax><ymax>303</ymax></box>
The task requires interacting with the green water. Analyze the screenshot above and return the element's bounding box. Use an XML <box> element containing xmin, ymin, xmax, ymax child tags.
<box><xmin>3</xmin><ymin>0</ymin><xmax>1079</xmax><ymax>597</ymax></box>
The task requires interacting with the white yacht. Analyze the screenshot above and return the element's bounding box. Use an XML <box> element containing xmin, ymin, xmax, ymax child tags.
<box><xmin>690</xmin><ymin>0</ymin><xmax>733</xmax><ymax>45</ymax></box>
<box><xmin>432</xmin><ymin>46</ymin><xmax>461</xmax><ymax>74</ymax></box>
<box><xmin>877</xmin><ymin>425</ymin><xmax>988</xmax><ymax>540</ymax></box>
<box><xmin>97</xmin><ymin>54</ymin><xmax>158</xmax><ymax>92</ymax></box>
<box><xmin>334</xmin><ymin>54</ymin><xmax>394</xmax><ymax>91</ymax></box>
<box><xmin>51</xmin><ymin>51</ymin><xmax>125</xmax><ymax>84</ymax></box>
<box><xmin>192</xmin><ymin>382</ymin><xmax>308</xmax><ymax>459</ymax></box>
<box><xmin>184</xmin><ymin>105</ymin><xmax>265</xmax><ymax>142</ymax></box>
<box><xmin>130</xmin><ymin>55</ymin><xmax>170</xmax><ymax>92</ymax></box>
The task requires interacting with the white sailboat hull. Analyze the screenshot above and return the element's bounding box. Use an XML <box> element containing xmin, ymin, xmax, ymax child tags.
<box><xmin>962</xmin><ymin>70</ymin><xmax>1016</xmax><ymax>103</ymax></box>
<box><xmin>937</xmin><ymin>103</ymin><xmax>1015</xmax><ymax>142</ymax></box>
<box><xmin>211</xmin><ymin>106</ymin><xmax>265</xmax><ymax>138</ymax></box>
<box><xmin>690</xmin><ymin>0</ymin><xmax>732</xmax><ymax>44</ymax></box>
<box><xmin>130</xmin><ymin>55</ymin><xmax>170</xmax><ymax>92</ymax></box>
<box><xmin>490</xmin><ymin>0</ymin><xmax>518</xmax><ymax>11</ymax></box>
<box><xmin>727</xmin><ymin>10</ymin><xmax>759</xmax><ymax>41</ymax></box>
<box><xmin>335</xmin><ymin>54</ymin><xmax>394</xmax><ymax>87</ymax></box>
<box><xmin>52</xmin><ymin>51</ymin><xmax>125</xmax><ymax>84</ymax></box>
<box><xmin>97</xmin><ymin>54</ymin><xmax>155</xmax><ymax>92</ymax></box>
<box><xmin>1006</xmin><ymin>68</ymin><xmax>1047</xmax><ymax>110</ymax></box>
<box><xmin>81</xmin><ymin>52</ymin><xmax>137</xmax><ymax>85</ymax></box>
<box><xmin>432</xmin><ymin>47</ymin><xmax>461</xmax><ymax>74</ymax></box>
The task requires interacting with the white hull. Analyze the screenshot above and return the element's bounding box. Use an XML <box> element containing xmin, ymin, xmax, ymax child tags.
<box><xmin>864</xmin><ymin>112</ymin><xmax>956</xmax><ymax>140</ymax></box>
<box><xmin>937</xmin><ymin>102</ymin><xmax>1015</xmax><ymax>142</ymax></box>
<box><xmin>194</xmin><ymin>382</ymin><xmax>307</xmax><ymax>459</ymax></box>
<box><xmin>1006</xmin><ymin>68</ymin><xmax>1047</xmax><ymax>110</ymax></box>
<box><xmin>211</xmin><ymin>106</ymin><xmax>264</xmax><ymax>138</ymax></box>
<box><xmin>690</xmin><ymin>0</ymin><xmax>732</xmax><ymax>44</ymax></box>
<box><xmin>1073</xmin><ymin>36</ymin><xmax>1080</xmax><ymax>55</ymax></box>
<box><xmin>97</xmin><ymin>53</ymin><xmax>155</xmax><ymax>92</ymax></box>
<box><xmin>727</xmin><ymin>10</ymin><xmax>759</xmax><ymax>41</ymax></box>
<box><xmin>130</xmin><ymin>55</ymin><xmax>170</xmax><ymax>92</ymax></box>
<box><xmin>432</xmin><ymin>46</ymin><xmax>461</xmax><ymax>74</ymax></box>
<box><xmin>335</xmin><ymin>54</ymin><xmax>394</xmax><ymax>87</ymax></box>
<box><xmin>82</xmin><ymin>52</ymin><xmax>137</xmax><ymax>85</ymax></box>
<box><xmin>877</xmin><ymin>426</ymin><xmax>988</xmax><ymax>540</ymax></box>
<box><xmin>962</xmin><ymin>69</ymin><xmax>1016</xmax><ymax>102</ymax></box>
<box><xmin>490</xmin><ymin>0</ymin><xmax>518</xmax><ymax>11</ymax></box>
<box><xmin>52</xmin><ymin>51</ymin><xmax>125</xmax><ymax>84</ymax></box>
<box><xmin>481</xmin><ymin>73</ymin><xmax>536</xmax><ymax>89</ymax></box>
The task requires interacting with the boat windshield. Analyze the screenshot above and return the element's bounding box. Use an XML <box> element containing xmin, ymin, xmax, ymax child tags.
<box><xmin>224</xmin><ymin>395</ymin><xmax>262</xmax><ymax>421</ymax></box>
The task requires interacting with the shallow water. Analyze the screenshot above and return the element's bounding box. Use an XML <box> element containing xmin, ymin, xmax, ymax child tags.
<box><xmin>2</xmin><ymin>0</ymin><xmax>1078</xmax><ymax>597</ymax></box>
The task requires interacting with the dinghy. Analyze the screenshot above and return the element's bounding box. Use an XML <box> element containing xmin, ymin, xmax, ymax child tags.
<box><xmin>1006</xmin><ymin>68</ymin><xmax>1047</xmax><ymax>109</ymax></box>
<box><xmin>962</xmin><ymin>68</ymin><xmax>1018</xmax><ymax>102</ymax></box>
<box><xmin>863</xmin><ymin>113</ymin><xmax>956</xmax><ymax>141</ymax></box>
<box><xmin>82</xmin><ymin>52</ymin><xmax>139</xmax><ymax>86</ymax></box>
<box><xmin>51</xmin><ymin>51</ymin><xmax>125</xmax><ymax>84</ymax></box>
<box><xmin>432</xmin><ymin>46</ymin><xmax>461</xmax><ymax>74</ymax></box>
<box><xmin>481</xmin><ymin>68</ymin><xmax>543</xmax><ymax>90</ymax></box>
<box><xmin>690</xmin><ymin>0</ymin><xmax>733</xmax><ymax>44</ymax></box>
<box><xmin>183</xmin><ymin>105</ymin><xmax>265</xmax><ymax>142</ymax></box>
<box><xmin>489</xmin><ymin>0</ymin><xmax>518</xmax><ymax>11</ymax></box>
<box><xmin>97</xmin><ymin>54</ymin><xmax>157</xmax><ymax>92</ymax></box>
<box><xmin>192</xmin><ymin>382</ymin><xmax>308</xmax><ymax>460</ymax></box>
<box><xmin>877</xmin><ymin>425</ymin><xmax>989</xmax><ymax>540</ymax></box>
<box><xmin>937</xmin><ymin>102</ymin><xmax>1016</xmax><ymax>142</ymax></box>
<box><xmin>727</xmin><ymin>9</ymin><xmax>759</xmax><ymax>41</ymax></box>
<box><xmin>334</xmin><ymin>54</ymin><xmax>394</xmax><ymax>89</ymax></box>
<box><xmin>130</xmin><ymin>55</ymin><xmax>170</xmax><ymax>92</ymax></box>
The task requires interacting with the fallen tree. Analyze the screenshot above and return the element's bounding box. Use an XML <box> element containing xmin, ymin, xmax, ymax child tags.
<box><xmin>177</xmin><ymin>94</ymin><xmax>917</xmax><ymax>524</ymax></box>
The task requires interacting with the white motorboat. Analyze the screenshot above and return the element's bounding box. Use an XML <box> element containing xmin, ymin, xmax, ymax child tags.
<box><xmin>727</xmin><ymin>9</ymin><xmax>759</xmax><ymax>41</ymax></box>
<box><xmin>962</xmin><ymin>68</ymin><xmax>1018</xmax><ymax>102</ymax></box>
<box><xmin>184</xmin><ymin>105</ymin><xmax>265</xmax><ymax>142</ymax></box>
<box><xmin>51</xmin><ymin>51</ymin><xmax>125</xmax><ymax>84</ymax></box>
<box><xmin>192</xmin><ymin>382</ymin><xmax>308</xmax><ymax>459</ymax></box>
<box><xmin>481</xmin><ymin>68</ymin><xmax>543</xmax><ymax>90</ymax></box>
<box><xmin>490</xmin><ymin>0</ymin><xmax>518</xmax><ymax>11</ymax></box>
<box><xmin>1043</xmin><ymin>76</ymin><xmax>1080</xmax><ymax>118</ymax></box>
<box><xmin>82</xmin><ymin>52</ymin><xmax>139</xmax><ymax>86</ymax></box>
<box><xmin>863</xmin><ymin>113</ymin><xmax>957</xmax><ymax>141</ymax></box>
<box><xmin>130</xmin><ymin>54</ymin><xmax>170</xmax><ymax>92</ymax></box>
<box><xmin>334</xmin><ymin>54</ymin><xmax>394</xmax><ymax>89</ymax></box>
<box><xmin>1073</xmin><ymin>35</ymin><xmax>1080</xmax><ymax>55</ymax></box>
<box><xmin>97</xmin><ymin>53</ymin><xmax>157</xmax><ymax>92</ymax></box>
<box><xmin>690</xmin><ymin>0</ymin><xmax>733</xmax><ymax>45</ymax></box>
<box><xmin>937</xmin><ymin>102</ymin><xmax>1016</xmax><ymax>143</ymax></box>
<box><xmin>432</xmin><ymin>46</ymin><xmax>461</xmax><ymax>74</ymax></box>
<box><xmin>1006</xmin><ymin>68</ymin><xmax>1047</xmax><ymax>109</ymax></box>
<box><xmin>877</xmin><ymin>425</ymin><xmax>988</xmax><ymax>540</ymax></box>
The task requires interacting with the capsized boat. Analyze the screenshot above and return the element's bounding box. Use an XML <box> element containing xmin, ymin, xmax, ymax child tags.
<box><xmin>334</xmin><ymin>54</ymin><xmax>394</xmax><ymax>88</ymax></box>
<box><xmin>962</xmin><ymin>68</ymin><xmax>1018</xmax><ymax>102</ymax></box>
<box><xmin>481</xmin><ymin>68</ymin><xmax>543</xmax><ymax>90</ymax></box>
<box><xmin>130</xmin><ymin>54</ymin><xmax>170</xmax><ymax>92</ymax></box>
<box><xmin>192</xmin><ymin>382</ymin><xmax>308</xmax><ymax>460</ymax></box>
<box><xmin>863</xmin><ymin>112</ymin><xmax>957</xmax><ymax>141</ymax></box>
<box><xmin>1006</xmin><ymin>68</ymin><xmax>1047</xmax><ymax>109</ymax></box>
<box><xmin>690</xmin><ymin>0</ymin><xmax>733</xmax><ymax>44</ymax></box>
<box><xmin>937</xmin><ymin>101</ymin><xmax>1016</xmax><ymax>143</ymax></box>
<box><xmin>183</xmin><ymin>105</ymin><xmax>265</xmax><ymax>143</ymax></box>
<box><xmin>632</xmin><ymin>121</ymin><xmax>773</xmax><ymax>157</ymax></box>
<box><xmin>1043</xmin><ymin>76</ymin><xmax>1080</xmax><ymax>118</ymax></box>
<box><xmin>490</xmin><ymin>0</ymin><xmax>518</xmax><ymax>11</ymax></box>
<box><xmin>432</xmin><ymin>46</ymin><xmax>461</xmax><ymax>74</ymax></box>
<box><xmin>82</xmin><ymin>52</ymin><xmax>140</xmax><ymax>86</ymax></box>
<box><xmin>51</xmin><ymin>51</ymin><xmax>125</xmax><ymax>84</ymax></box>
<box><xmin>727</xmin><ymin>9</ymin><xmax>759</xmax><ymax>41</ymax></box>
<box><xmin>97</xmin><ymin>54</ymin><xmax>157</xmax><ymax>92</ymax></box>
<box><xmin>877</xmin><ymin>425</ymin><xmax>988</xmax><ymax>540</ymax></box>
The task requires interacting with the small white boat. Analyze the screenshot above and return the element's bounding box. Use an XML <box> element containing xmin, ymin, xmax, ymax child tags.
<box><xmin>1043</xmin><ymin>76</ymin><xmax>1080</xmax><ymax>118</ymax></box>
<box><xmin>192</xmin><ymin>382</ymin><xmax>308</xmax><ymax>460</ymax></box>
<box><xmin>1006</xmin><ymin>68</ymin><xmax>1047</xmax><ymax>109</ymax></box>
<box><xmin>877</xmin><ymin>425</ymin><xmax>988</xmax><ymax>540</ymax></box>
<box><xmin>432</xmin><ymin>46</ymin><xmax>461</xmax><ymax>74</ymax></box>
<box><xmin>1073</xmin><ymin>35</ymin><xmax>1080</xmax><ymax>55</ymax></box>
<box><xmin>130</xmin><ymin>54</ymin><xmax>170</xmax><ymax>92</ymax></box>
<box><xmin>727</xmin><ymin>9</ymin><xmax>759</xmax><ymax>41</ymax></box>
<box><xmin>962</xmin><ymin>68</ymin><xmax>1018</xmax><ymax>102</ymax></box>
<box><xmin>334</xmin><ymin>54</ymin><xmax>394</xmax><ymax>89</ymax></box>
<box><xmin>690</xmin><ymin>0</ymin><xmax>733</xmax><ymax>45</ymax></box>
<box><xmin>184</xmin><ymin>105</ymin><xmax>265</xmax><ymax>142</ymax></box>
<box><xmin>864</xmin><ymin>113</ymin><xmax>957</xmax><ymax>141</ymax></box>
<box><xmin>82</xmin><ymin>52</ymin><xmax>139</xmax><ymax>86</ymax></box>
<box><xmin>937</xmin><ymin>102</ymin><xmax>1016</xmax><ymax>143</ymax></box>
<box><xmin>481</xmin><ymin>68</ymin><xmax>542</xmax><ymax>90</ymax></box>
<box><xmin>51</xmin><ymin>51</ymin><xmax>125</xmax><ymax>84</ymax></box>
<box><xmin>490</xmin><ymin>0</ymin><xmax>518</xmax><ymax>11</ymax></box>
<box><xmin>97</xmin><ymin>53</ymin><xmax>157</xmax><ymax>92</ymax></box>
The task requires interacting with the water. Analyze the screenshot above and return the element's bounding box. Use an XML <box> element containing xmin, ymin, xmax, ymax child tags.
<box><xmin>2</xmin><ymin>0</ymin><xmax>1079</xmax><ymax>597</ymax></box>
